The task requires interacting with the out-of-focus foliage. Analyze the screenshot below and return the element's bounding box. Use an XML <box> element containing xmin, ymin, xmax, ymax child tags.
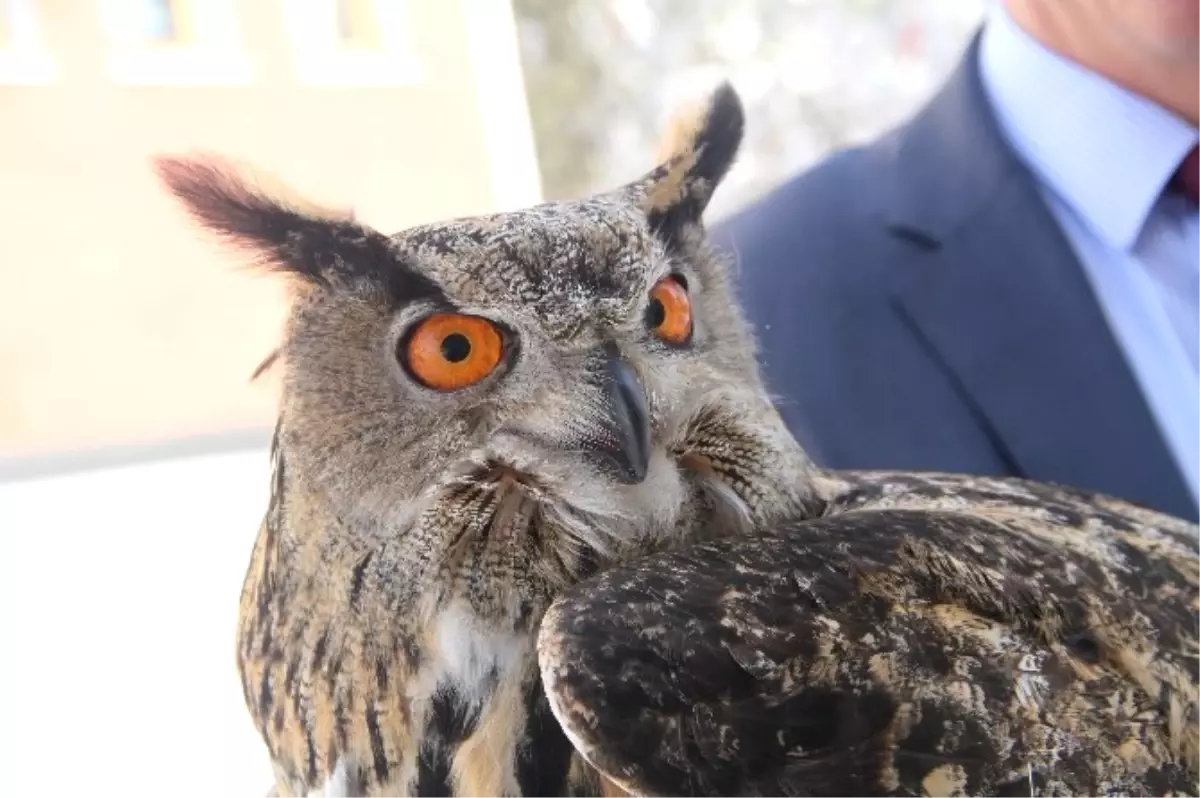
<box><xmin>513</xmin><ymin>0</ymin><xmax>985</xmax><ymax>220</ymax></box>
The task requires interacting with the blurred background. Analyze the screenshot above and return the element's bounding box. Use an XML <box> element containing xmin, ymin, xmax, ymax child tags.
<box><xmin>0</xmin><ymin>0</ymin><xmax>982</xmax><ymax>792</ymax></box>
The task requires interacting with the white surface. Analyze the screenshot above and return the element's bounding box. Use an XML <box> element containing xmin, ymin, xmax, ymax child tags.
<box><xmin>97</xmin><ymin>0</ymin><xmax>256</xmax><ymax>86</ymax></box>
<box><xmin>0</xmin><ymin>0</ymin><xmax>56</xmax><ymax>85</ymax></box>
<box><xmin>462</xmin><ymin>0</ymin><xmax>545</xmax><ymax>212</ymax></box>
<box><xmin>279</xmin><ymin>0</ymin><xmax>424</xmax><ymax>87</ymax></box>
<box><xmin>0</xmin><ymin>449</ymin><xmax>275</xmax><ymax>795</ymax></box>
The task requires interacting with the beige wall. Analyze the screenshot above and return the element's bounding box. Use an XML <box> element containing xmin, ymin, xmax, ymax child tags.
<box><xmin>0</xmin><ymin>0</ymin><xmax>540</xmax><ymax>459</ymax></box>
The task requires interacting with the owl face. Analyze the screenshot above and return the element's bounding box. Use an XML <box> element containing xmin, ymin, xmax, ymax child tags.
<box><xmin>157</xmin><ymin>84</ymin><xmax>811</xmax><ymax>577</ymax></box>
<box><xmin>273</xmin><ymin>188</ymin><xmax>766</xmax><ymax>542</ymax></box>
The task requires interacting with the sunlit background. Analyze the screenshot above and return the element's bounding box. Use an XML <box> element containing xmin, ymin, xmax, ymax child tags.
<box><xmin>0</xmin><ymin>0</ymin><xmax>983</xmax><ymax>793</ymax></box>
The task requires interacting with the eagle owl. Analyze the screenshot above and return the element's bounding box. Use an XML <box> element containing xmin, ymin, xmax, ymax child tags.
<box><xmin>156</xmin><ymin>84</ymin><xmax>1199</xmax><ymax>797</ymax></box>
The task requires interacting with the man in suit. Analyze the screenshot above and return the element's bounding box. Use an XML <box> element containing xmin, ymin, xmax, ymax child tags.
<box><xmin>713</xmin><ymin>0</ymin><xmax>1199</xmax><ymax>521</ymax></box>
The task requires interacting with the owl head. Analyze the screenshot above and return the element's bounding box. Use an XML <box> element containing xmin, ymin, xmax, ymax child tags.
<box><xmin>156</xmin><ymin>84</ymin><xmax>814</xmax><ymax>591</ymax></box>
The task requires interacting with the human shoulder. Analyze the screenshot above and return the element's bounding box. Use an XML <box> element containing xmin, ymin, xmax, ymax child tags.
<box><xmin>716</xmin><ymin>141</ymin><xmax>885</xmax><ymax>241</ymax></box>
<box><xmin>710</xmin><ymin>128</ymin><xmax>907</xmax><ymax>297</ymax></box>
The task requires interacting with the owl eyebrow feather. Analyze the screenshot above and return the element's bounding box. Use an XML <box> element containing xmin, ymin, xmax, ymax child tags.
<box><xmin>154</xmin><ymin>153</ymin><xmax>350</xmax><ymax>284</ymax></box>
<box><xmin>154</xmin><ymin>153</ymin><xmax>446</xmax><ymax>308</ymax></box>
<box><xmin>638</xmin><ymin>81</ymin><xmax>745</xmax><ymax>253</ymax></box>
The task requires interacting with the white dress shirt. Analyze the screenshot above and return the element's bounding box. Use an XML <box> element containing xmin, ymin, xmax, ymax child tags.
<box><xmin>978</xmin><ymin>3</ymin><xmax>1200</xmax><ymax>504</ymax></box>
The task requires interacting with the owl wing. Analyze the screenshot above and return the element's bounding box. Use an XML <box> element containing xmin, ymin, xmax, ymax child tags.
<box><xmin>536</xmin><ymin>508</ymin><xmax>1199</xmax><ymax>797</ymax></box>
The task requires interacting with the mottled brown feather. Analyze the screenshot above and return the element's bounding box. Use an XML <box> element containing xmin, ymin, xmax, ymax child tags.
<box><xmin>538</xmin><ymin>471</ymin><xmax>1199</xmax><ymax>796</ymax></box>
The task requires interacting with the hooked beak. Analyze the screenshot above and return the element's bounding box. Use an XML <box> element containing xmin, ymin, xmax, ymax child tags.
<box><xmin>588</xmin><ymin>344</ymin><xmax>651</xmax><ymax>485</ymax></box>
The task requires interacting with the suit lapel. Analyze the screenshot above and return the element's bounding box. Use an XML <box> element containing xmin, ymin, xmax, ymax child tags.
<box><xmin>884</xmin><ymin>35</ymin><xmax>1195</xmax><ymax>519</ymax></box>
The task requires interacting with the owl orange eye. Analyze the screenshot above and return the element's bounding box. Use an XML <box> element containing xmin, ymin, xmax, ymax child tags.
<box><xmin>647</xmin><ymin>275</ymin><xmax>692</xmax><ymax>346</ymax></box>
<box><xmin>403</xmin><ymin>313</ymin><xmax>504</xmax><ymax>391</ymax></box>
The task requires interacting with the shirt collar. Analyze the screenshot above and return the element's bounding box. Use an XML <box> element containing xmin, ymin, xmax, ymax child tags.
<box><xmin>978</xmin><ymin>2</ymin><xmax>1199</xmax><ymax>251</ymax></box>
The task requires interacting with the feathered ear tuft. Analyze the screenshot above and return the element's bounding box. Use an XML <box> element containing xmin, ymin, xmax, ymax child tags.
<box><xmin>153</xmin><ymin>153</ymin><xmax>369</xmax><ymax>287</ymax></box>
<box><xmin>629</xmin><ymin>82</ymin><xmax>745</xmax><ymax>249</ymax></box>
<box><xmin>653</xmin><ymin>81</ymin><xmax>744</xmax><ymax>197</ymax></box>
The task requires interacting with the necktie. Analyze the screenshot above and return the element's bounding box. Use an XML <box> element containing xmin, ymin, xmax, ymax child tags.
<box><xmin>1156</xmin><ymin>144</ymin><xmax>1200</xmax><ymax>384</ymax></box>
<box><xmin>1173</xmin><ymin>145</ymin><xmax>1198</xmax><ymax>205</ymax></box>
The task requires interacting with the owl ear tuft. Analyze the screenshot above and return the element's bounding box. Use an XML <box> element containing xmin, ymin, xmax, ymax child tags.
<box><xmin>641</xmin><ymin>81</ymin><xmax>745</xmax><ymax>224</ymax></box>
<box><xmin>153</xmin><ymin>153</ymin><xmax>367</xmax><ymax>287</ymax></box>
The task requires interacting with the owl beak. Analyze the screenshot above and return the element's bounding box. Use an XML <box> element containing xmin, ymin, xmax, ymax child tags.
<box><xmin>592</xmin><ymin>345</ymin><xmax>651</xmax><ymax>484</ymax></box>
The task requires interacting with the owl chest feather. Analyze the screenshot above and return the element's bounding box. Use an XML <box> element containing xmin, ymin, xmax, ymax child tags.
<box><xmin>243</xmin><ymin>573</ymin><xmax>581</xmax><ymax>795</ymax></box>
<box><xmin>239</xmin><ymin>487</ymin><xmax>597</xmax><ymax>796</ymax></box>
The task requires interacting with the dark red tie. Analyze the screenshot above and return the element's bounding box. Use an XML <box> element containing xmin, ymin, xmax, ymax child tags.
<box><xmin>1174</xmin><ymin>145</ymin><xmax>1198</xmax><ymax>205</ymax></box>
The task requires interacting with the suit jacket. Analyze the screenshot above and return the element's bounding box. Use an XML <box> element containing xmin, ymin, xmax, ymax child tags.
<box><xmin>711</xmin><ymin>35</ymin><xmax>1198</xmax><ymax>522</ymax></box>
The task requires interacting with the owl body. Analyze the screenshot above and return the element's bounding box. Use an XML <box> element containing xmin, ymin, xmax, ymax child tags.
<box><xmin>190</xmin><ymin>89</ymin><xmax>815</xmax><ymax>794</ymax></box>
<box><xmin>542</xmin><ymin>468</ymin><xmax>1200</xmax><ymax>796</ymax></box>
<box><xmin>156</xmin><ymin>84</ymin><xmax>1198</xmax><ymax>797</ymax></box>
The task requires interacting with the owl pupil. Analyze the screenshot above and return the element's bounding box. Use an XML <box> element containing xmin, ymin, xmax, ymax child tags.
<box><xmin>441</xmin><ymin>333</ymin><xmax>471</xmax><ymax>363</ymax></box>
<box><xmin>647</xmin><ymin>298</ymin><xmax>666</xmax><ymax>329</ymax></box>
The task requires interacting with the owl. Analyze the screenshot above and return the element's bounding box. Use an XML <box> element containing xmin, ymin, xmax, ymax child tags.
<box><xmin>156</xmin><ymin>83</ymin><xmax>1199</xmax><ymax>797</ymax></box>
